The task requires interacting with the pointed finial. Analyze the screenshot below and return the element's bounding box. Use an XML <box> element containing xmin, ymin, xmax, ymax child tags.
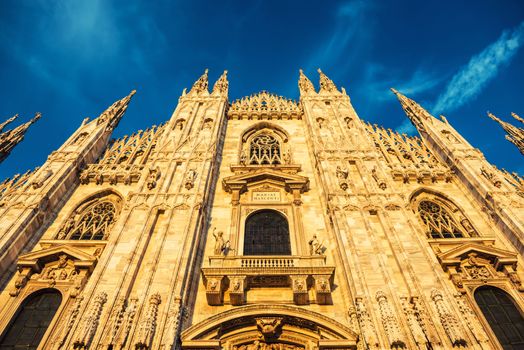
<box><xmin>511</xmin><ymin>112</ymin><xmax>523</xmax><ymax>124</ymax></box>
<box><xmin>488</xmin><ymin>111</ymin><xmax>524</xmax><ymax>155</ymax></box>
<box><xmin>96</xmin><ymin>90</ymin><xmax>136</xmax><ymax>131</ymax></box>
<box><xmin>391</xmin><ymin>89</ymin><xmax>436</xmax><ymax>133</ymax></box>
<box><xmin>317</xmin><ymin>68</ymin><xmax>338</xmax><ymax>93</ymax></box>
<box><xmin>0</xmin><ymin>114</ymin><xmax>18</xmax><ymax>133</ymax></box>
<box><xmin>212</xmin><ymin>70</ymin><xmax>229</xmax><ymax>95</ymax></box>
<box><xmin>189</xmin><ymin>69</ymin><xmax>209</xmax><ymax>95</ymax></box>
<box><xmin>298</xmin><ymin>69</ymin><xmax>315</xmax><ymax>94</ymax></box>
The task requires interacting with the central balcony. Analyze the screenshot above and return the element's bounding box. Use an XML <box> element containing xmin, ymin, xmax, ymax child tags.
<box><xmin>202</xmin><ymin>255</ymin><xmax>335</xmax><ymax>306</ymax></box>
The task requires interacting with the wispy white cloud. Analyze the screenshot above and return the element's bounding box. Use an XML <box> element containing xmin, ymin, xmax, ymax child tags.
<box><xmin>433</xmin><ymin>21</ymin><xmax>524</xmax><ymax>114</ymax></box>
<box><xmin>363</xmin><ymin>64</ymin><xmax>443</xmax><ymax>102</ymax></box>
<box><xmin>305</xmin><ymin>0</ymin><xmax>372</xmax><ymax>72</ymax></box>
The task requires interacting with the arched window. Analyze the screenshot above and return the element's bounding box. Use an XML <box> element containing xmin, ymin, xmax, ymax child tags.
<box><xmin>0</xmin><ymin>289</ymin><xmax>62</xmax><ymax>349</ymax></box>
<box><xmin>57</xmin><ymin>193</ymin><xmax>121</xmax><ymax>240</ymax></box>
<box><xmin>244</xmin><ymin>210</ymin><xmax>291</xmax><ymax>255</ymax></box>
<box><xmin>249</xmin><ymin>134</ymin><xmax>282</xmax><ymax>165</ymax></box>
<box><xmin>418</xmin><ymin>200</ymin><xmax>466</xmax><ymax>239</ymax></box>
<box><xmin>475</xmin><ymin>286</ymin><xmax>524</xmax><ymax>349</ymax></box>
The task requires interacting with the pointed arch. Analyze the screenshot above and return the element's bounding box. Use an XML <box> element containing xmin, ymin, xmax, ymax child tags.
<box><xmin>56</xmin><ymin>189</ymin><xmax>123</xmax><ymax>240</ymax></box>
<box><xmin>0</xmin><ymin>289</ymin><xmax>62</xmax><ymax>349</ymax></box>
<box><xmin>410</xmin><ymin>188</ymin><xmax>477</xmax><ymax>239</ymax></box>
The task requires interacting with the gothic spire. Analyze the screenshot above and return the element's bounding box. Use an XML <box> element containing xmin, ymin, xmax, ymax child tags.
<box><xmin>189</xmin><ymin>69</ymin><xmax>209</xmax><ymax>95</ymax></box>
<box><xmin>96</xmin><ymin>90</ymin><xmax>136</xmax><ymax>131</ymax></box>
<box><xmin>0</xmin><ymin>114</ymin><xmax>18</xmax><ymax>133</ymax></box>
<box><xmin>0</xmin><ymin>112</ymin><xmax>41</xmax><ymax>163</ymax></box>
<box><xmin>488</xmin><ymin>112</ymin><xmax>524</xmax><ymax>156</ymax></box>
<box><xmin>391</xmin><ymin>88</ymin><xmax>435</xmax><ymax>132</ymax></box>
<box><xmin>512</xmin><ymin>112</ymin><xmax>524</xmax><ymax>124</ymax></box>
<box><xmin>317</xmin><ymin>68</ymin><xmax>339</xmax><ymax>93</ymax></box>
<box><xmin>298</xmin><ymin>69</ymin><xmax>315</xmax><ymax>95</ymax></box>
<box><xmin>212</xmin><ymin>70</ymin><xmax>228</xmax><ymax>95</ymax></box>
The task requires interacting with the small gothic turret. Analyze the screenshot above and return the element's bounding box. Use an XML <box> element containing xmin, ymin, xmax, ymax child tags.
<box><xmin>512</xmin><ymin>112</ymin><xmax>524</xmax><ymax>124</ymax></box>
<box><xmin>488</xmin><ymin>112</ymin><xmax>524</xmax><ymax>156</ymax></box>
<box><xmin>318</xmin><ymin>68</ymin><xmax>339</xmax><ymax>93</ymax></box>
<box><xmin>189</xmin><ymin>69</ymin><xmax>209</xmax><ymax>95</ymax></box>
<box><xmin>0</xmin><ymin>112</ymin><xmax>41</xmax><ymax>163</ymax></box>
<box><xmin>0</xmin><ymin>114</ymin><xmax>18</xmax><ymax>133</ymax></box>
<box><xmin>212</xmin><ymin>70</ymin><xmax>229</xmax><ymax>95</ymax></box>
<box><xmin>298</xmin><ymin>69</ymin><xmax>315</xmax><ymax>95</ymax></box>
<box><xmin>95</xmin><ymin>90</ymin><xmax>136</xmax><ymax>132</ymax></box>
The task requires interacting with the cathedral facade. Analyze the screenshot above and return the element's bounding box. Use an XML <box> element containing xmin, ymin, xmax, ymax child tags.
<box><xmin>0</xmin><ymin>69</ymin><xmax>523</xmax><ymax>350</ymax></box>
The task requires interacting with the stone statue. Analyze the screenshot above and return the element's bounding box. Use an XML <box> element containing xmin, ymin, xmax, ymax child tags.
<box><xmin>212</xmin><ymin>228</ymin><xmax>229</xmax><ymax>255</ymax></box>
<box><xmin>308</xmin><ymin>234</ymin><xmax>323</xmax><ymax>255</ymax></box>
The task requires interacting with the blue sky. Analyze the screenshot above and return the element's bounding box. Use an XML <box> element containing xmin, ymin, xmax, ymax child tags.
<box><xmin>0</xmin><ymin>0</ymin><xmax>523</xmax><ymax>178</ymax></box>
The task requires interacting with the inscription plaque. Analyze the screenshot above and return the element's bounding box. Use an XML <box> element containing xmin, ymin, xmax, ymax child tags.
<box><xmin>252</xmin><ymin>191</ymin><xmax>281</xmax><ymax>202</ymax></box>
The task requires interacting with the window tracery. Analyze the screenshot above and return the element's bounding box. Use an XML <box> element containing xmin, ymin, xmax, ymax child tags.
<box><xmin>417</xmin><ymin>200</ymin><xmax>468</xmax><ymax>239</ymax></box>
<box><xmin>249</xmin><ymin>134</ymin><xmax>282</xmax><ymax>165</ymax></box>
<box><xmin>239</xmin><ymin>124</ymin><xmax>291</xmax><ymax>166</ymax></box>
<box><xmin>57</xmin><ymin>194</ymin><xmax>121</xmax><ymax>240</ymax></box>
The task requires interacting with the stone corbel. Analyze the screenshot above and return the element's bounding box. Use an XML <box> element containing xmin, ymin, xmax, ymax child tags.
<box><xmin>205</xmin><ymin>276</ymin><xmax>224</xmax><ymax>305</ymax></box>
<box><xmin>290</xmin><ymin>275</ymin><xmax>308</xmax><ymax>305</ymax></box>
<box><xmin>288</xmin><ymin>184</ymin><xmax>303</xmax><ymax>205</ymax></box>
<box><xmin>503</xmin><ymin>265</ymin><xmax>524</xmax><ymax>292</ymax></box>
<box><xmin>229</xmin><ymin>275</ymin><xmax>246</xmax><ymax>306</ymax></box>
<box><xmin>9</xmin><ymin>266</ymin><xmax>34</xmax><ymax>297</ymax></box>
<box><xmin>313</xmin><ymin>274</ymin><xmax>332</xmax><ymax>304</ymax></box>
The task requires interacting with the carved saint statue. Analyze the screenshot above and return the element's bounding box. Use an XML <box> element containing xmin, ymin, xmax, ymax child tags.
<box><xmin>308</xmin><ymin>234</ymin><xmax>323</xmax><ymax>255</ymax></box>
<box><xmin>212</xmin><ymin>228</ymin><xmax>229</xmax><ymax>255</ymax></box>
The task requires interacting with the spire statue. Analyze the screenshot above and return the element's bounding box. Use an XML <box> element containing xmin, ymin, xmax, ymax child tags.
<box><xmin>189</xmin><ymin>69</ymin><xmax>209</xmax><ymax>95</ymax></box>
<box><xmin>488</xmin><ymin>112</ymin><xmax>524</xmax><ymax>156</ymax></box>
<box><xmin>0</xmin><ymin>112</ymin><xmax>41</xmax><ymax>163</ymax></box>
<box><xmin>298</xmin><ymin>69</ymin><xmax>315</xmax><ymax>95</ymax></box>
<box><xmin>391</xmin><ymin>88</ymin><xmax>436</xmax><ymax>133</ymax></box>
<box><xmin>212</xmin><ymin>70</ymin><xmax>229</xmax><ymax>95</ymax></box>
<box><xmin>318</xmin><ymin>68</ymin><xmax>339</xmax><ymax>93</ymax></box>
<box><xmin>0</xmin><ymin>114</ymin><xmax>18</xmax><ymax>133</ymax></box>
<box><xmin>96</xmin><ymin>90</ymin><xmax>136</xmax><ymax>131</ymax></box>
